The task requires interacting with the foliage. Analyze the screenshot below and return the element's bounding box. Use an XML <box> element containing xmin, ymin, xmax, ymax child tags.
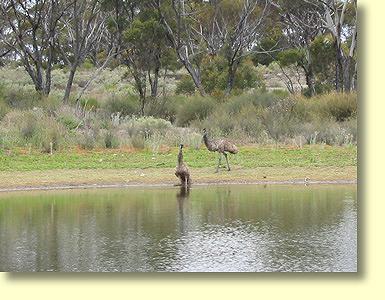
<box><xmin>144</xmin><ymin>95</ymin><xmax>184</xmax><ymax>122</ymax></box>
<box><xmin>199</xmin><ymin>56</ymin><xmax>262</xmax><ymax>95</ymax></box>
<box><xmin>277</xmin><ymin>49</ymin><xmax>305</xmax><ymax>67</ymax></box>
<box><xmin>0</xmin><ymin>64</ymin><xmax>357</xmax><ymax>151</ymax></box>
<box><xmin>104</xmin><ymin>130</ymin><xmax>119</xmax><ymax>149</ymax></box>
<box><xmin>0</xmin><ymin>85</ymin><xmax>42</xmax><ymax>109</ymax></box>
<box><xmin>104</xmin><ymin>94</ymin><xmax>139</xmax><ymax>117</ymax></box>
<box><xmin>79</xmin><ymin>97</ymin><xmax>100</xmax><ymax>111</ymax></box>
<box><xmin>309</xmin><ymin>34</ymin><xmax>336</xmax><ymax>91</ymax></box>
<box><xmin>175</xmin><ymin>95</ymin><xmax>216</xmax><ymax>126</ymax></box>
<box><xmin>175</xmin><ymin>75</ymin><xmax>196</xmax><ymax>95</ymax></box>
<box><xmin>0</xmin><ymin>109</ymin><xmax>65</xmax><ymax>152</ymax></box>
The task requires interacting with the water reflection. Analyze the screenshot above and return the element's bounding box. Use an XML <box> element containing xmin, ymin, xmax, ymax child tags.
<box><xmin>176</xmin><ymin>186</ymin><xmax>190</xmax><ymax>235</ymax></box>
<box><xmin>0</xmin><ymin>185</ymin><xmax>357</xmax><ymax>272</ymax></box>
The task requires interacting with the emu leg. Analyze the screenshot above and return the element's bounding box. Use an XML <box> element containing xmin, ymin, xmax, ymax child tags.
<box><xmin>224</xmin><ymin>153</ymin><xmax>230</xmax><ymax>171</ymax></box>
<box><xmin>184</xmin><ymin>175</ymin><xmax>188</xmax><ymax>188</ymax></box>
<box><xmin>216</xmin><ymin>153</ymin><xmax>222</xmax><ymax>173</ymax></box>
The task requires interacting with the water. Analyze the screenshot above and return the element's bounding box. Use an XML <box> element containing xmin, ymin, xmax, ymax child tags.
<box><xmin>0</xmin><ymin>184</ymin><xmax>357</xmax><ymax>272</ymax></box>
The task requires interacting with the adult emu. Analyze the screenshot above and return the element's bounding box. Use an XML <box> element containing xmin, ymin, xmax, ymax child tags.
<box><xmin>202</xmin><ymin>128</ymin><xmax>238</xmax><ymax>172</ymax></box>
<box><xmin>175</xmin><ymin>144</ymin><xmax>191</xmax><ymax>187</ymax></box>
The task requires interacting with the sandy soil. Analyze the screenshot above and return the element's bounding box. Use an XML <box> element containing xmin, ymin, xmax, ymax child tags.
<box><xmin>0</xmin><ymin>166</ymin><xmax>357</xmax><ymax>192</ymax></box>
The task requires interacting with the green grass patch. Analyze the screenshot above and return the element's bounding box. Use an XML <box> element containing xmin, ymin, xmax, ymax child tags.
<box><xmin>0</xmin><ymin>145</ymin><xmax>357</xmax><ymax>172</ymax></box>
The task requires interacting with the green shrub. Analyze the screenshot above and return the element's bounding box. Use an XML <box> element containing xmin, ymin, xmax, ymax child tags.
<box><xmin>296</xmin><ymin>119</ymin><xmax>357</xmax><ymax>146</ymax></box>
<box><xmin>0</xmin><ymin>109</ymin><xmax>65</xmax><ymax>151</ymax></box>
<box><xmin>20</xmin><ymin>112</ymin><xmax>38</xmax><ymax>140</ymax></box>
<box><xmin>40</xmin><ymin>94</ymin><xmax>62</xmax><ymax>112</ymax></box>
<box><xmin>104</xmin><ymin>94</ymin><xmax>138</xmax><ymax>116</ymax></box>
<box><xmin>104</xmin><ymin>130</ymin><xmax>119</xmax><ymax>148</ymax></box>
<box><xmin>79</xmin><ymin>97</ymin><xmax>100</xmax><ymax>111</ymax></box>
<box><xmin>144</xmin><ymin>95</ymin><xmax>184</xmax><ymax>122</ymax></box>
<box><xmin>77</xmin><ymin>129</ymin><xmax>97</xmax><ymax>150</ymax></box>
<box><xmin>295</xmin><ymin>92</ymin><xmax>357</xmax><ymax>122</ymax></box>
<box><xmin>258</xmin><ymin>98</ymin><xmax>298</xmax><ymax>141</ymax></box>
<box><xmin>176</xmin><ymin>95</ymin><xmax>216</xmax><ymax>126</ymax></box>
<box><xmin>175</xmin><ymin>75</ymin><xmax>196</xmax><ymax>95</ymax></box>
<box><xmin>35</xmin><ymin>118</ymin><xmax>63</xmax><ymax>153</ymax></box>
<box><xmin>122</xmin><ymin>116</ymin><xmax>172</xmax><ymax>138</ymax></box>
<box><xmin>130</xmin><ymin>134</ymin><xmax>145</xmax><ymax>149</ymax></box>
<box><xmin>318</xmin><ymin>92</ymin><xmax>357</xmax><ymax>122</ymax></box>
<box><xmin>0</xmin><ymin>102</ymin><xmax>9</xmax><ymax>120</ymax></box>
<box><xmin>57</xmin><ymin>106</ymin><xmax>82</xmax><ymax>130</ymax></box>
<box><xmin>2</xmin><ymin>86</ymin><xmax>42</xmax><ymax>109</ymax></box>
<box><xmin>232</xmin><ymin>58</ymin><xmax>264</xmax><ymax>91</ymax></box>
<box><xmin>200</xmin><ymin>56</ymin><xmax>263</xmax><ymax>95</ymax></box>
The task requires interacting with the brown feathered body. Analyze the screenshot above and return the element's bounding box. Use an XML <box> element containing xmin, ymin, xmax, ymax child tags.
<box><xmin>202</xmin><ymin>129</ymin><xmax>238</xmax><ymax>172</ymax></box>
<box><xmin>175</xmin><ymin>145</ymin><xmax>191</xmax><ymax>186</ymax></box>
<box><xmin>203</xmin><ymin>133</ymin><xmax>238</xmax><ymax>154</ymax></box>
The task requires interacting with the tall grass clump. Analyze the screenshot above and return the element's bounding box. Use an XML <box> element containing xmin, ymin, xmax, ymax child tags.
<box><xmin>294</xmin><ymin>92</ymin><xmax>357</xmax><ymax>122</ymax></box>
<box><xmin>119</xmin><ymin>116</ymin><xmax>172</xmax><ymax>150</ymax></box>
<box><xmin>145</xmin><ymin>95</ymin><xmax>184</xmax><ymax>122</ymax></box>
<box><xmin>0</xmin><ymin>102</ymin><xmax>9</xmax><ymax>121</ymax></box>
<box><xmin>315</xmin><ymin>92</ymin><xmax>357</xmax><ymax>121</ymax></box>
<box><xmin>176</xmin><ymin>95</ymin><xmax>216</xmax><ymax>126</ymax></box>
<box><xmin>196</xmin><ymin>90</ymin><xmax>357</xmax><ymax>145</ymax></box>
<box><xmin>193</xmin><ymin>90</ymin><xmax>289</xmax><ymax>142</ymax></box>
<box><xmin>175</xmin><ymin>75</ymin><xmax>196</xmax><ymax>95</ymax></box>
<box><xmin>1</xmin><ymin>85</ymin><xmax>43</xmax><ymax>109</ymax></box>
<box><xmin>104</xmin><ymin>130</ymin><xmax>119</xmax><ymax>149</ymax></box>
<box><xmin>79</xmin><ymin>97</ymin><xmax>100</xmax><ymax>111</ymax></box>
<box><xmin>104</xmin><ymin>94</ymin><xmax>139</xmax><ymax>117</ymax></box>
<box><xmin>0</xmin><ymin>109</ymin><xmax>65</xmax><ymax>151</ymax></box>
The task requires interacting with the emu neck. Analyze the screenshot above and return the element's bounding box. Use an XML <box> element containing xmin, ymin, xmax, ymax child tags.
<box><xmin>203</xmin><ymin>134</ymin><xmax>216</xmax><ymax>151</ymax></box>
<box><xmin>178</xmin><ymin>148</ymin><xmax>183</xmax><ymax>166</ymax></box>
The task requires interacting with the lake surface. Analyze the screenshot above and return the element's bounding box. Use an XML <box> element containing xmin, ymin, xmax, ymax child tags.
<box><xmin>0</xmin><ymin>184</ymin><xmax>357</xmax><ymax>272</ymax></box>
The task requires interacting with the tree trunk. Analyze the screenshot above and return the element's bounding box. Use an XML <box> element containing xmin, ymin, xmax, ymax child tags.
<box><xmin>225</xmin><ymin>61</ymin><xmax>240</xmax><ymax>96</ymax></box>
<box><xmin>304</xmin><ymin>65</ymin><xmax>316</xmax><ymax>97</ymax></box>
<box><xmin>182</xmin><ymin>60</ymin><xmax>206</xmax><ymax>96</ymax></box>
<box><xmin>140</xmin><ymin>94</ymin><xmax>146</xmax><ymax>117</ymax></box>
<box><xmin>44</xmin><ymin>47</ymin><xmax>53</xmax><ymax>96</ymax></box>
<box><xmin>149</xmin><ymin>67</ymin><xmax>160</xmax><ymax>98</ymax></box>
<box><xmin>351</xmin><ymin>61</ymin><xmax>357</xmax><ymax>91</ymax></box>
<box><xmin>34</xmin><ymin>62</ymin><xmax>44</xmax><ymax>94</ymax></box>
<box><xmin>162</xmin><ymin>67</ymin><xmax>168</xmax><ymax>97</ymax></box>
<box><xmin>132</xmin><ymin>70</ymin><xmax>146</xmax><ymax>116</ymax></box>
<box><xmin>343</xmin><ymin>56</ymin><xmax>354</xmax><ymax>92</ymax></box>
<box><xmin>334</xmin><ymin>40</ymin><xmax>344</xmax><ymax>92</ymax></box>
<box><xmin>63</xmin><ymin>64</ymin><xmax>78</xmax><ymax>103</ymax></box>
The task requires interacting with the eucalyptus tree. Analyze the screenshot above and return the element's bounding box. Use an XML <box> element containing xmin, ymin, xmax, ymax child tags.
<box><xmin>102</xmin><ymin>0</ymin><xmax>176</xmax><ymax>115</ymax></box>
<box><xmin>0</xmin><ymin>0</ymin><xmax>64</xmax><ymax>95</ymax></box>
<box><xmin>295</xmin><ymin>0</ymin><xmax>358</xmax><ymax>92</ymax></box>
<box><xmin>56</xmin><ymin>0</ymin><xmax>109</xmax><ymax>103</ymax></box>
<box><xmin>0</xmin><ymin>16</ymin><xmax>14</xmax><ymax>63</ymax></box>
<box><xmin>155</xmin><ymin>0</ymin><xmax>271</xmax><ymax>96</ymax></box>
<box><xmin>272</xmin><ymin>0</ymin><xmax>325</xmax><ymax>96</ymax></box>
<box><xmin>208</xmin><ymin>0</ymin><xmax>271</xmax><ymax>95</ymax></box>
<box><xmin>319</xmin><ymin>0</ymin><xmax>357</xmax><ymax>92</ymax></box>
<box><xmin>154</xmin><ymin>0</ymin><xmax>208</xmax><ymax>96</ymax></box>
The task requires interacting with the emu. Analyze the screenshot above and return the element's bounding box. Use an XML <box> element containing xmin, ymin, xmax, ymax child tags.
<box><xmin>175</xmin><ymin>144</ymin><xmax>191</xmax><ymax>187</ymax></box>
<box><xmin>202</xmin><ymin>128</ymin><xmax>238</xmax><ymax>172</ymax></box>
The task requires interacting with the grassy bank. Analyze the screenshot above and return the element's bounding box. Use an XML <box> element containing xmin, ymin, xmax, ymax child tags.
<box><xmin>0</xmin><ymin>145</ymin><xmax>357</xmax><ymax>189</ymax></box>
<box><xmin>1</xmin><ymin>66</ymin><xmax>357</xmax><ymax>151</ymax></box>
<box><xmin>0</xmin><ymin>67</ymin><xmax>357</xmax><ymax>190</ymax></box>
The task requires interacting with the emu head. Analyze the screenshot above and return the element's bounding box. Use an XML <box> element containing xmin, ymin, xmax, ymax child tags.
<box><xmin>179</xmin><ymin>144</ymin><xmax>184</xmax><ymax>149</ymax></box>
<box><xmin>202</xmin><ymin>128</ymin><xmax>207</xmax><ymax>135</ymax></box>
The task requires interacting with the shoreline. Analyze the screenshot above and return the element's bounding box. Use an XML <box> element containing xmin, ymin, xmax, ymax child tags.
<box><xmin>0</xmin><ymin>179</ymin><xmax>357</xmax><ymax>193</ymax></box>
<box><xmin>0</xmin><ymin>164</ymin><xmax>357</xmax><ymax>193</ymax></box>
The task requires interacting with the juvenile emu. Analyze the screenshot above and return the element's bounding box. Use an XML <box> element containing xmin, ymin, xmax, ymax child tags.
<box><xmin>175</xmin><ymin>144</ymin><xmax>191</xmax><ymax>187</ymax></box>
<box><xmin>202</xmin><ymin>128</ymin><xmax>238</xmax><ymax>172</ymax></box>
